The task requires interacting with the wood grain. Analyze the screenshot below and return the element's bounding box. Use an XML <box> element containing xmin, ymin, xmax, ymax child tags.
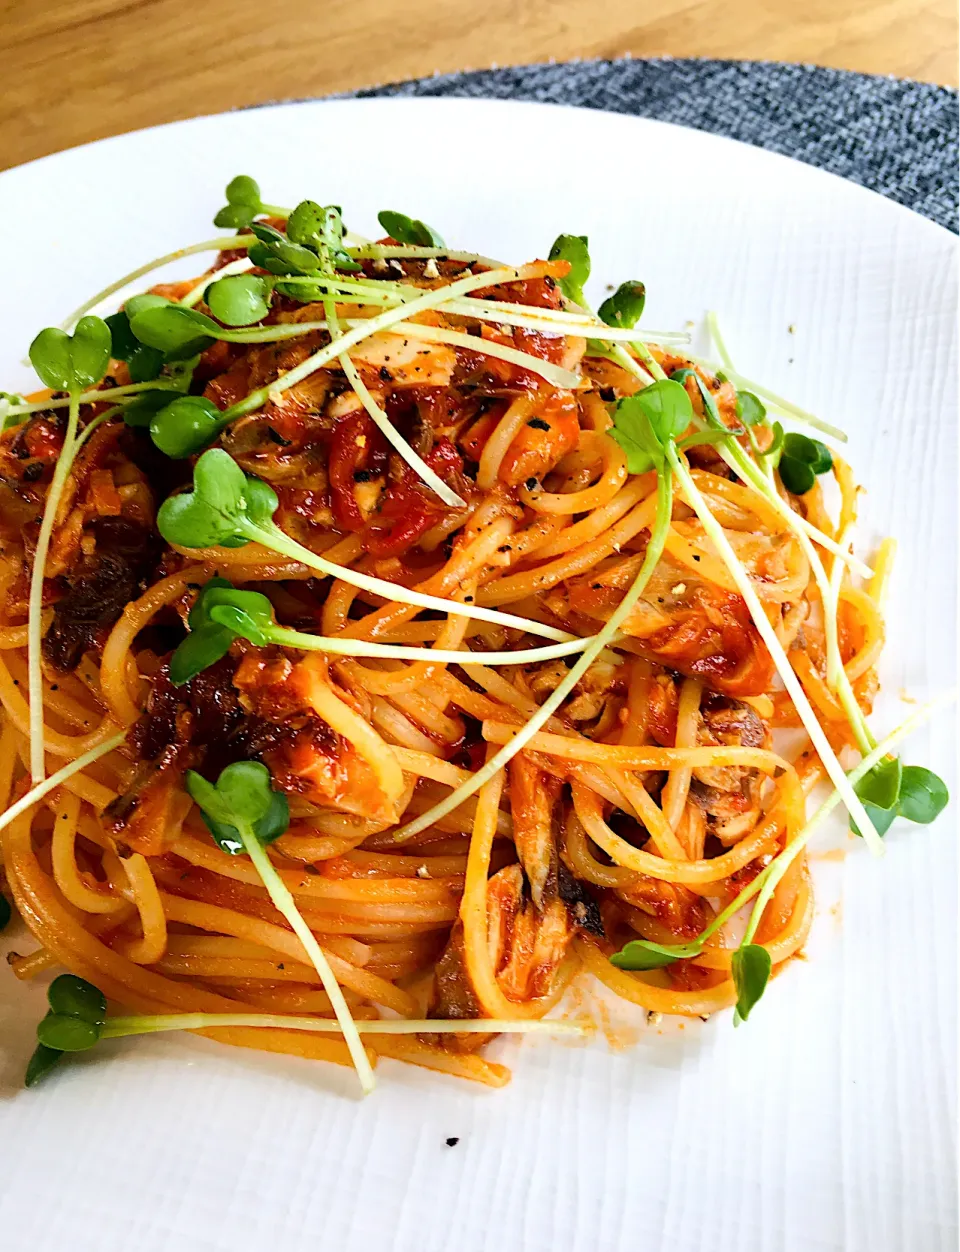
<box><xmin>1</xmin><ymin>0</ymin><xmax>956</xmax><ymax>170</ymax></box>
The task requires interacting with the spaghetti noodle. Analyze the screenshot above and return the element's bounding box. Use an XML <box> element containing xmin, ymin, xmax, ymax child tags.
<box><xmin>0</xmin><ymin>188</ymin><xmax>946</xmax><ymax>1092</ymax></box>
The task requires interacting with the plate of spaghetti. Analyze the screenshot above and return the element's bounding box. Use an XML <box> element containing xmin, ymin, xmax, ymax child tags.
<box><xmin>0</xmin><ymin>98</ymin><xmax>955</xmax><ymax>1252</ymax></box>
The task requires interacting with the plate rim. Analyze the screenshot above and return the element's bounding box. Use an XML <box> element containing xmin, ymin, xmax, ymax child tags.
<box><xmin>1</xmin><ymin>94</ymin><xmax>956</xmax><ymax>246</ymax></box>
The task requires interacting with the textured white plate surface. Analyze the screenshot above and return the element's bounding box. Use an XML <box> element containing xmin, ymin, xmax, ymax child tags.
<box><xmin>0</xmin><ymin>98</ymin><xmax>956</xmax><ymax>1252</ymax></box>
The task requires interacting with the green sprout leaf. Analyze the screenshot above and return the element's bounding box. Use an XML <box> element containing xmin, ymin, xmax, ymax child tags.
<box><xmin>25</xmin><ymin>1042</ymin><xmax>64</xmax><ymax>1088</ymax></box>
<box><xmin>248</xmin><ymin>221</ymin><xmax>322</xmax><ymax>276</ymax></box>
<box><xmin>150</xmin><ymin>395</ymin><xmax>224</xmax><ymax>459</ymax></box>
<box><xmin>186</xmin><ymin>761</ymin><xmax>289</xmax><ymax>856</ymax></box>
<box><xmin>609</xmin><ymin>938</ymin><xmax>701</xmax><ymax>970</ymax></box>
<box><xmin>36</xmin><ymin>1014</ymin><xmax>101</xmax><ymax>1052</ymax></box>
<box><xmin>169</xmin><ymin>579</ymin><xmax>280</xmax><ymax>685</ymax></box>
<box><xmin>286</xmin><ymin>199</ymin><xmax>328</xmax><ymax>248</ymax></box>
<box><xmin>129</xmin><ymin>304</ymin><xmax>219</xmax><ymax>358</ymax></box>
<box><xmin>121</xmin><ymin>389</ymin><xmax>176</xmax><ymax>430</ymax></box>
<box><xmin>28</xmin><ymin>973</ymin><xmax>108</xmax><ymax>1077</ymax></box>
<box><xmin>609</xmin><ymin>379</ymin><xmax>694</xmax><ymax>474</ymax></box>
<box><xmin>850</xmin><ymin>756</ymin><xmax>902</xmax><ymax>837</ymax></box>
<box><xmin>897</xmin><ymin>765</ymin><xmax>949</xmax><ymax>824</ymax></box>
<box><xmin>779</xmin><ymin>432</ymin><xmax>833</xmax><ymax>495</ymax></box>
<box><xmin>731</xmin><ymin>943</ymin><xmax>771</xmax><ymax>1024</ymax></box>
<box><xmin>1</xmin><ymin>392</ymin><xmax>27</xmax><ymax>432</ymax></box>
<box><xmin>377</xmin><ymin>210</ymin><xmax>445</xmax><ymax>248</ymax></box>
<box><xmin>105</xmin><ymin>311</ymin><xmax>165</xmax><ymax>382</ymax></box>
<box><xmin>548</xmin><ymin>234</ymin><xmax>590</xmax><ymax>306</ymax></box>
<box><xmin>853</xmin><ymin>802</ymin><xmax>898</xmax><ymax>839</ymax></box>
<box><xmin>29</xmin><ymin>316</ymin><xmax>111</xmax><ymax>393</ymax></box>
<box><xmin>288</xmin><ymin>202</ymin><xmax>361</xmax><ymax>272</ymax></box>
<box><xmin>157</xmin><ymin>448</ymin><xmax>268</xmax><ymax>549</ymax></box>
<box><xmin>124</xmin><ymin>293</ymin><xmax>171</xmax><ymax>319</ymax></box>
<box><xmin>767</xmin><ymin>420</ymin><xmax>786</xmax><ymax>459</ymax></box>
<box><xmin>208</xmin><ymin>591</ymin><xmax>276</xmax><ymax>647</ymax></box>
<box><xmin>205</xmin><ymin>273</ymin><xmax>272</xmax><ymax>326</ymax></box>
<box><xmin>736</xmin><ymin>390</ymin><xmax>767</xmax><ymax>427</ymax></box>
<box><xmin>856</xmin><ymin>757</ymin><xmax>902</xmax><ymax>810</ymax></box>
<box><xmin>214</xmin><ymin>175</ymin><xmax>267</xmax><ymax>229</ymax></box>
<box><xmin>47</xmin><ymin>973</ymin><xmax>106</xmax><ymax>1024</ymax></box>
<box><xmin>597</xmin><ymin>281</ymin><xmax>646</xmax><ymax>330</ymax></box>
<box><xmin>169</xmin><ymin>575</ymin><xmax>238</xmax><ymax>686</ymax></box>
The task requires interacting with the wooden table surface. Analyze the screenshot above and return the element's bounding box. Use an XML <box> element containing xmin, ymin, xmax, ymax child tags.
<box><xmin>3</xmin><ymin>0</ymin><xmax>957</xmax><ymax>170</ymax></box>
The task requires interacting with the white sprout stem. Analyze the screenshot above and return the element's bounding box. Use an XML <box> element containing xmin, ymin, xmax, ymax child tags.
<box><xmin>267</xmin><ymin>626</ymin><xmax>599</xmax><ymax>665</ymax></box>
<box><xmin>220</xmin><ymin>316</ymin><xmax>577</xmax><ymax>389</ymax></box>
<box><xmin>27</xmin><ymin>393</ymin><xmax>82</xmax><ymax>782</ymax></box>
<box><xmin>340</xmin><ymin>352</ymin><xmax>465</xmax><ymax>508</ymax></box>
<box><xmin>386</xmin><ymin>468</ymin><xmax>674</xmax><ymax>844</ymax></box>
<box><xmin>627</xmin><ymin>336</ymin><xmax>668</xmax><ymax>380</ymax></box>
<box><xmin>726</xmin><ymin>443</ymin><xmax>874</xmax><ymax>747</ymax></box>
<box><xmin>358</xmin><ymin>321</ymin><xmax>579</xmax><ymax>390</ymax></box>
<box><xmin>692</xmin><ymin>354</ymin><xmax>847</xmax><ymax>443</ymax></box>
<box><xmin>74</xmin><ymin>405</ymin><xmax>125</xmax><ymax>449</ymax></box>
<box><xmin>0</xmin><ymin>731</ymin><xmax>126</xmax><ymax>834</ymax></box>
<box><xmin>237</xmin><ymin>826</ymin><xmax>375</xmax><ymax>1095</ymax></box>
<box><xmin>609</xmin><ymin>343</ymin><xmax>656</xmax><ymax>387</ymax></box>
<box><xmin>706</xmin><ymin>310</ymin><xmax>737</xmax><ymax>374</ymax></box>
<box><xmin>726</xmin><ymin>441</ymin><xmax>872</xmax><ymax>577</ymax></box>
<box><xmin>699</xmin><ymin>315</ymin><xmax>871</xmax><ymax>573</ymax></box>
<box><xmin>323</xmin><ymin>293</ymin><xmax>466</xmax><ymax>510</ymax></box>
<box><xmin>742</xmin><ymin>689</ymin><xmax>956</xmax><ymax>944</ymax></box>
<box><xmin>100</xmin><ymin>1013</ymin><xmax>586</xmax><ymax>1038</ymax></box>
<box><xmin>823</xmin><ymin>523</ymin><xmax>875</xmax><ymax>753</ymax></box>
<box><xmin>4</xmin><ymin>381</ymin><xmax>183</xmax><ymax>419</ymax></box>
<box><xmin>440</xmin><ymin>300</ymin><xmax>690</xmax><ymax>344</ymax></box>
<box><xmin>222</xmin><ymin>315</ymin><xmax>585</xmax><ymax>388</ymax></box>
<box><xmin>278</xmin><ymin>276</ymin><xmax>692</xmax><ymax>342</ymax></box>
<box><xmin>223</xmin><ymin>266</ymin><xmax>538</xmax><ymax>419</ymax></box>
<box><xmin>59</xmin><ymin>235</ymin><xmax>256</xmax><ymax>330</ymax></box>
<box><xmin>243</xmin><ymin>522</ymin><xmax>575</xmax><ymax>644</ymax></box>
<box><xmin>349</xmin><ymin>244</ymin><xmax>509</xmax><ymax>267</ymax></box>
<box><xmin>667</xmin><ymin>445</ymin><xmax>884</xmax><ymax>854</ymax></box>
<box><xmin>180</xmin><ymin>256</ymin><xmax>253</xmax><ymax>309</ymax></box>
<box><xmin>688</xmin><ymin>319</ymin><xmax>873</xmax><ymax>747</ymax></box>
<box><xmin>460</xmin><ymin>296</ymin><xmax>690</xmax><ymax>337</ymax></box>
<box><xmin>623</xmin><ymin>689</ymin><xmax>956</xmax><ymax>960</ymax></box>
<box><xmin>714</xmin><ymin>421</ymin><xmax>871</xmax><ymax>564</ymax></box>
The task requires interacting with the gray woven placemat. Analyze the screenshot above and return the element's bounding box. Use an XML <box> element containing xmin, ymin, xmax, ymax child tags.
<box><xmin>345</xmin><ymin>58</ymin><xmax>958</xmax><ymax>232</ymax></box>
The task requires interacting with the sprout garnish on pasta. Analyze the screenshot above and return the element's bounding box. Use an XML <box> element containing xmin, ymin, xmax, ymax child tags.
<box><xmin>0</xmin><ymin>177</ymin><xmax>949</xmax><ymax>1096</ymax></box>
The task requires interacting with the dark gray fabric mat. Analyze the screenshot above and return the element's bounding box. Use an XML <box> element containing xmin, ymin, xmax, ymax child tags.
<box><xmin>342</xmin><ymin>58</ymin><xmax>958</xmax><ymax>232</ymax></box>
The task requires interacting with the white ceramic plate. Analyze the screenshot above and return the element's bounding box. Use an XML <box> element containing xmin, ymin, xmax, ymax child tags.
<box><xmin>0</xmin><ymin>98</ymin><xmax>956</xmax><ymax>1252</ymax></box>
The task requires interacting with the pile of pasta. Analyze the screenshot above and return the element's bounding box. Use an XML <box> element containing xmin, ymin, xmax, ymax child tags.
<box><xmin>0</xmin><ymin>245</ymin><xmax>888</xmax><ymax>1087</ymax></box>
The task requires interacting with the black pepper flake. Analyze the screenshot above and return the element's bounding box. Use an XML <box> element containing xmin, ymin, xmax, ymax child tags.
<box><xmin>353</xmin><ymin>469</ymin><xmax>375</xmax><ymax>483</ymax></box>
<box><xmin>464</xmin><ymin>596</ymin><xmax>474</xmax><ymax>603</ymax></box>
<box><xmin>22</xmin><ymin>462</ymin><xmax>43</xmax><ymax>483</ymax></box>
<box><xmin>692</xmin><ymin>555</ymin><xmax>701</xmax><ymax>562</ymax></box>
<box><xmin>599</xmin><ymin>386</ymin><xmax>617</xmax><ymax>403</ymax></box>
<box><xmin>50</xmin><ymin>684</ymin><xmax>59</xmax><ymax>691</ymax></box>
<box><xmin>497</xmin><ymin>545</ymin><xmax>511</xmax><ymax>553</ymax></box>
<box><xmin>277</xmin><ymin>963</ymin><xmax>285</xmax><ymax>970</ymax></box>
<box><xmin>525</xmin><ymin>477</ymin><xmax>538</xmax><ymax>490</ymax></box>
<box><xmin>526</xmin><ymin>417</ymin><xmax>550</xmax><ymax>431</ymax></box>
<box><xmin>445</xmin><ymin>1137</ymin><xmax>460</xmax><ymax>1147</ymax></box>
<box><xmin>379</xmin><ymin>366</ymin><xmax>393</xmax><ymax>381</ymax></box>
